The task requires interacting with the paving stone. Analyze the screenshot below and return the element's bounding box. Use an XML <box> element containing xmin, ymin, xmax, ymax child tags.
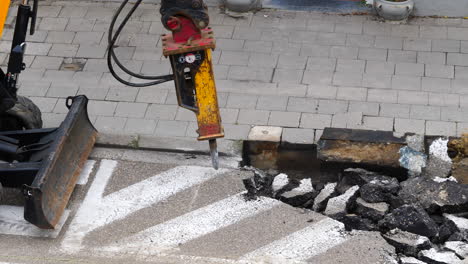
<box><xmin>300</xmin><ymin>113</ymin><xmax>332</xmax><ymax>129</ymax></box>
<box><xmin>337</xmin><ymin>87</ymin><xmax>367</xmax><ymax>101</ymax></box>
<box><xmin>441</xmin><ymin>107</ymin><xmax>468</xmax><ymax>122</ymax></box>
<box><xmin>388</xmin><ymin>50</ymin><xmax>417</xmax><ymax>63</ymax></box>
<box><xmin>48</xmin><ymin>44</ymin><xmax>79</xmax><ymax>57</ymax></box>
<box><xmin>219</xmin><ymin>108</ymin><xmax>239</xmax><ymax>124</ymax></box>
<box><xmin>223</xmin><ymin>124</ymin><xmax>251</xmax><ymax>140</ymax></box>
<box><xmin>273</xmin><ymin>69</ymin><xmax>304</xmax><ymax>84</ymax></box>
<box><xmin>272</xmin><ymin>41</ymin><xmax>302</xmax><ymax>56</ymax></box>
<box><xmin>448</xmin><ymin>27</ymin><xmax>468</xmax><ymax>41</ymax></box>
<box><xmin>87</xmin><ymin>100</ymin><xmax>117</xmax><ymax>116</ymax></box>
<box><xmin>25</xmin><ymin>43</ymin><xmax>52</xmax><ymax>56</ymax></box>
<box><xmin>331</xmin><ymin>112</ymin><xmax>363</xmax><ymax>129</ymax></box>
<box><xmin>233</xmin><ymin>26</ymin><xmax>263</xmax><ymax>40</ymax></box>
<box><xmin>380</xmin><ymin>103</ymin><xmax>410</xmax><ymax>118</ymax></box>
<box><xmin>335</xmin><ymin>23</ymin><xmax>362</xmax><ymax>34</ymax></box>
<box><xmin>361</xmin><ymin>116</ymin><xmax>394</xmax><ymax>131</ymax></box>
<box><xmin>288</xmin><ymin>30</ymin><xmax>318</xmax><ymax>44</ymax></box>
<box><xmin>346</xmin><ymin>34</ymin><xmax>375</xmax><ymax>48</ymax></box>
<box><xmin>394</xmin><ymin>118</ymin><xmax>426</xmax><ymax>134</ymax></box>
<box><xmin>307</xmin><ymin>20</ymin><xmax>335</xmax><ymax>32</ymax></box>
<box><xmin>46</xmin><ymin>31</ymin><xmax>76</xmax><ymax>44</ymax></box>
<box><xmin>135</xmin><ymin>88</ymin><xmax>168</xmax><ymax>104</ymax></box>
<box><xmin>330</xmin><ymin>46</ymin><xmax>358</xmax><ymax>59</ymax></box>
<box><xmin>425</xmin><ymin>65</ymin><xmax>455</xmax><ymax>79</ymax></box>
<box><xmin>455</xmin><ymin>66</ymin><xmax>468</xmax><ymax>79</ymax></box>
<box><xmin>175</xmin><ymin>108</ymin><xmax>197</xmax><ymax>122</ymax></box>
<box><xmin>29</xmin><ymin>97</ymin><xmax>58</xmax><ymax>113</ymax></box>
<box><xmin>307</xmin><ymin>84</ymin><xmax>337</xmax><ymax>99</ymax></box>
<box><xmin>332</xmin><ymin>72</ymin><xmax>362</xmax><ymax>87</ymax></box>
<box><xmin>410</xmin><ymin>105</ymin><xmax>441</xmax><ymax>120</ymax></box>
<box><xmin>256</xmin><ymin>95</ymin><xmax>288</xmax><ymax>111</ymax></box>
<box><xmin>268</xmin><ymin>111</ymin><xmax>301</xmax><ymax>127</ymax></box>
<box><xmin>461</xmin><ymin>95</ymin><xmax>468</xmax><ymax>108</ymax></box>
<box><xmin>348</xmin><ymin>101</ymin><xmax>379</xmax><ymax>116</ymax></box>
<box><xmin>281</xmin><ymin>127</ymin><xmax>314</xmax><ymax>144</ymax></box>
<box><xmin>306</xmin><ymin>57</ymin><xmax>336</xmax><ymax>72</ymax></box>
<box><xmin>46</xmin><ymin>83</ymin><xmax>79</xmax><ymax>98</ymax></box>
<box><xmin>374</xmin><ymin>36</ymin><xmax>403</xmax><ymax>50</ymax></box>
<box><xmin>403</xmin><ymin>38</ymin><xmax>432</xmax><ymax>52</ymax></box>
<box><xmin>39</xmin><ymin>17</ymin><xmax>68</xmax><ymax>31</ymax></box>
<box><xmin>114</xmin><ymin>102</ymin><xmax>148</xmax><ymax>118</ymax></box>
<box><xmin>447</xmin><ymin>53</ymin><xmax>468</xmax><ymax>66</ymax></box>
<box><xmin>392</xmin><ymin>75</ymin><xmax>422</xmax><ymax>90</ymax></box>
<box><xmin>317</xmin><ymin>99</ymin><xmax>349</xmax><ymax>114</ymax></box>
<box><xmin>31</xmin><ymin>56</ymin><xmax>63</xmax><ymax>70</ymax></box>
<box><xmin>124</xmin><ymin>118</ymin><xmax>157</xmax><ymax>135</ymax></box>
<box><xmin>73</xmin><ymin>31</ymin><xmax>104</xmax><ymax>45</ymax></box>
<box><xmin>363</xmin><ymin>22</ymin><xmax>392</xmax><ymax>36</ymax></box>
<box><xmin>426</xmin><ymin>121</ymin><xmax>457</xmax><ymax>136</ymax></box>
<box><xmin>422</xmin><ymin>77</ymin><xmax>452</xmax><ymax>92</ymax></box>
<box><xmin>336</xmin><ymin>59</ymin><xmax>365</xmax><ymax>73</ymax></box>
<box><xmin>368</xmin><ymin>89</ymin><xmax>398</xmax><ymax>103</ymax></box>
<box><xmin>357</xmin><ymin>48</ymin><xmax>387</xmax><ymax>61</ymax></box>
<box><xmin>457</xmin><ymin>123</ymin><xmax>468</xmax><ymax>136</ymax></box>
<box><xmin>154</xmin><ymin>120</ymin><xmax>188</xmax><ymax>137</ymax></box>
<box><xmin>316</xmin><ymin>32</ymin><xmax>346</xmax><ymax>46</ymax></box>
<box><xmin>365</xmin><ymin>61</ymin><xmax>395</xmax><ymax>75</ymax></box>
<box><xmin>76</xmin><ymin>45</ymin><xmax>107</xmax><ymax>59</ymax></box>
<box><xmin>248</xmin><ymin>53</ymin><xmax>278</xmax><ymax>68</ymax></box>
<box><xmin>145</xmin><ymin>104</ymin><xmax>178</xmax><ymax>120</ymax></box>
<box><xmin>418</xmin><ymin>51</ymin><xmax>446</xmax><ymax>65</ymax></box>
<box><xmin>428</xmin><ymin>93</ymin><xmax>460</xmax><ymax>107</ymax></box>
<box><xmin>77</xmin><ymin>86</ymin><xmax>109</xmax><ymax>100</ymax></box>
<box><xmin>59</xmin><ymin>6</ymin><xmax>88</xmax><ymax>18</ymax></box>
<box><xmin>226</xmin><ymin>93</ymin><xmax>258</xmax><ymax>109</ymax></box>
<box><xmin>462</xmin><ymin>41</ymin><xmax>468</xmax><ymax>53</ymax></box>
<box><xmin>362</xmin><ymin>74</ymin><xmax>392</xmax><ymax>89</ymax></box>
<box><xmin>395</xmin><ymin>63</ymin><xmax>425</xmax><ymax>76</ymax></box>
<box><xmin>277</xmin><ymin>55</ymin><xmax>307</xmax><ymax>70</ymax></box>
<box><xmin>94</xmin><ymin>116</ymin><xmax>127</xmax><ymax>133</ymax></box>
<box><xmin>432</xmin><ymin>39</ymin><xmax>461</xmax><ymax>52</ymax></box>
<box><xmin>420</xmin><ymin>25</ymin><xmax>448</xmax><ymax>39</ymax></box>
<box><xmin>392</xmin><ymin>25</ymin><xmax>420</xmax><ymax>38</ymax></box>
<box><xmin>132</xmin><ymin>47</ymin><xmax>163</xmax><ymax>61</ymax></box>
<box><xmin>17</xmin><ymin>81</ymin><xmax>50</xmax><ymax>97</ymax></box>
<box><xmin>300</xmin><ymin>44</ymin><xmax>330</xmax><ymax>57</ymax></box>
<box><xmin>216</xmin><ymin>38</ymin><xmax>244</xmax><ymax>51</ymax></box>
<box><xmin>228</xmin><ymin>66</ymin><xmax>273</xmax><ymax>82</ymax></box>
<box><xmin>42</xmin><ymin>70</ymin><xmax>75</xmax><ymax>82</ymax></box>
<box><xmin>106</xmin><ymin>87</ymin><xmax>138</xmax><ymax>102</ymax></box>
<box><xmin>452</xmin><ymin>79</ymin><xmax>468</xmax><ymax>95</ymax></box>
<box><xmin>237</xmin><ymin>109</ymin><xmax>270</xmax><ymax>125</ymax></box>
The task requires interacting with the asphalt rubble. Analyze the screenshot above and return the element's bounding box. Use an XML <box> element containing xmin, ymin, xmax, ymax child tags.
<box><xmin>242</xmin><ymin>130</ymin><xmax>468</xmax><ymax>264</ymax></box>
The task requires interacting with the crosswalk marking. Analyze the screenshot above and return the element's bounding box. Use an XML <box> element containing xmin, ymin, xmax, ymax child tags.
<box><xmin>61</xmin><ymin>160</ymin><xmax>229</xmax><ymax>253</ymax></box>
<box><xmin>106</xmin><ymin>193</ymin><xmax>282</xmax><ymax>253</ymax></box>
<box><xmin>76</xmin><ymin>160</ymin><xmax>96</xmax><ymax>185</ymax></box>
<box><xmin>242</xmin><ymin>218</ymin><xmax>347</xmax><ymax>262</ymax></box>
<box><xmin>0</xmin><ymin>205</ymin><xmax>69</xmax><ymax>238</ymax></box>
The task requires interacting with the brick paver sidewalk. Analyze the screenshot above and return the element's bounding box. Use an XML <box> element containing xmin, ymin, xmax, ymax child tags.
<box><xmin>1</xmin><ymin>0</ymin><xmax>467</xmax><ymax>144</ymax></box>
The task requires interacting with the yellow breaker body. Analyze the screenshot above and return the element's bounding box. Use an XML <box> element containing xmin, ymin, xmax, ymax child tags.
<box><xmin>0</xmin><ymin>0</ymin><xmax>11</xmax><ymax>39</ymax></box>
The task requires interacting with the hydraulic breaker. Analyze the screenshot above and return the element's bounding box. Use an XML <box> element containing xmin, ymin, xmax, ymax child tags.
<box><xmin>161</xmin><ymin>0</ymin><xmax>224</xmax><ymax>169</ymax></box>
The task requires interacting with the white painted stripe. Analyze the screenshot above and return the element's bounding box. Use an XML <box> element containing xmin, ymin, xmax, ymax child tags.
<box><xmin>242</xmin><ymin>218</ymin><xmax>348</xmax><ymax>262</ymax></box>
<box><xmin>107</xmin><ymin>193</ymin><xmax>281</xmax><ymax>251</ymax></box>
<box><xmin>0</xmin><ymin>205</ymin><xmax>69</xmax><ymax>238</ymax></box>
<box><xmin>76</xmin><ymin>160</ymin><xmax>96</xmax><ymax>185</ymax></box>
<box><xmin>62</xmin><ymin>162</ymin><xmax>228</xmax><ymax>253</ymax></box>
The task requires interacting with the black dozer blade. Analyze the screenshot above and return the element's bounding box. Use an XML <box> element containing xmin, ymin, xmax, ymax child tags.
<box><xmin>0</xmin><ymin>95</ymin><xmax>97</xmax><ymax>229</ymax></box>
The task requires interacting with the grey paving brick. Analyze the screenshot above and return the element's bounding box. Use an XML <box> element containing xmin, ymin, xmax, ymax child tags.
<box><xmin>422</xmin><ymin>77</ymin><xmax>452</xmax><ymax>92</ymax></box>
<box><xmin>367</xmin><ymin>89</ymin><xmax>398</xmax><ymax>103</ymax></box>
<box><xmin>288</xmin><ymin>30</ymin><xmax>318</xmax><ymax>43</ymax></box>
<box><xmin>248</xmin><ymin>53</ymin><xmax>278</xmax><ymax>68</ymax></box>
<box><xmin>380</xmin><ymin>103</ymin><xmax>410</xmax><ymax>118</ymax></box>
<box><xmin>391</xmin><ymin>25</ymin><xmax>420</xmax><ymax>38</ymax></box>
<box><xmin>330</xmin><ymin>46</ymin><xmax>359</xmax><ymax>59</ymax></box>
<box><xmin>237</xmin><ymin>109</ymin><xmax>270</xmax><ymax>125</ymax></box>
<box><xmin>317</xmin><ymin>99</ymin><xmax>349</xmax><ymax>114</ymax></box>
<box><xmin>307</xmin><ymin>20</ymin><xmax>335</xmax><ymax>33</ymax></box>
<box><xmin>403</xmin><ymin>38</ymin><xmax>432</xmax><ymax>52</ymax></box>
<box><xmin>447</xmin><ymin>53</ymin><xmax>468</xmax><ymax>66</ymax></box>
<box><xmin>48</xmin><ymin>44</ymin><xmax>79</xmax><ymax>57</ymax></box>
<box><xmin>29</xmin><ymin>97</ymin><xmax>58</xmax><ymax>113</ymax></box>
<box><xmin>226</xmin><ymin>93</ymin><xmax>258</xmax><ymax>109</ymax></box>
<box><xmin>287</xmin><ymin>97</ymin><xmax>318</xmax><ymax>113</ymax></box>
<box><xmin>42</xmin><ymin>113</ymin><xmax>67</xmax><ymax>128</ymax></box>
<box><xmin>272</xmin><ymin>41</ymin><xmax>302</xmax><ymax>56</ymax></box>
<box><xmin>374</xmin><ymin>36</ymin><xmax>403</xmax><ymax>50</ymax></box>
<box><xmin>87</xmin><ymin>100</ymin><xmax>117</xmax><ymax>116</ymax></box>
<box><xmin>418</xmin><ymin>51</ymin><xmax>446</xmax><ymax>65</ymax></box>
<box><xmin>18</xmin><ymin>81</ymin><xmax>50</xmax><ymax>97</ymax></box>
<box><xmin>154</xmin><ymin>120</ymin><xmax>188</xmax><ymax>137</ymax></box>
<box><xmin>395</xmin><ymin>63</ymin><xmax>425</xmax><ymax>76</ymax></box>
<box><xmin>362</xmin><ymin>73</ymin><xmax>392</xmax><ymax>89</ymax></box>
<box><xmin>452</xmin><ymin>79</ymin><xmax>468</xmax><ymax>95</ymax></box>
<box><xmin>145</xmin><ymin>104</ymin><xmax>178</xmax><ymax>120</ymax></box>
<box><xmin>316</xmin><ymin>32</ymin><xmax>346</xmax><ymax>46</ymax></box>
<box><xmin>360</xmin><ymin>116</ymin><xmax>394</xmax><ymax>131</ymax></box>
<box><xmin>346</xmin><ymin>34</ymin><xmax>375</xmax><ymax>48</ymax></box>
<box><xmin>223</xmin><ymin>124</ymin><xmax>251</xmax><ymax>140</ymax></box>
<box><xmin>358</xmin><ymin>48</ymin><xmax>387</xmax><ymax>61</ymax></box>
<box><xmin>135</xmin><ymin>88</ymin><xmax>168</xmax><ymax>104</ymax></box>
<box><xmin>46</xmin><ymin>31</ymin><xmax>76</xmax><ymax>44</ymax></box>
<box><xmin>273</xmin><ymin>69</ymin><xmax>304</xmax><ymax>84</ymax></box>
<box><xmin>432</xmin><ymin>39</ymin><xmax>460</xmax><ymax>52</ymax></box>
<box><xmin>114</xmin><ymin>102</ymin><xmax>148</xmax><ymax>118</ymax></box>
<box><xmin>219</xmin><ymin>51</ymin><xmax>249</xmax><ymax>66</ymax></box>
<box><xmin>336</xmin><ymin>59</ymin><xmax>365</xmax><ymax>73</ymax></box>
<box><xmin>219</xmin><ymin>108</ymin><xmax>239</xmax><ymax>124</ymax></box>
<box><xmin>216</xmin><ymin>39</ymin><xmax>245</xmax><ymax>51</ymax></box>
<box><xmin>457</xmin><ymin>122</ymin><xmax>468</xmax><ymax>136</ymax></box>
<box><xmin>365</xmin><ymin>61</ymin><xmax>395</xmax><ymax>75</ymax></box>
<box><xmin>94</xmin><ymin>116</ymin><xmax>127</xmax><ymax>133</ymax></box>
<box><xmin>441</xmin><ymin>107</ymin><xmax>468</xmax><ymax>122</ymax></box>
<box><xmin>242</xmin><ymin>40</ymin><xmax>273</xmax><ymax>53</ymax></box>
<box><xmin>39</xmin><ymin>17</ymin><xmax>68</xmax><ymax>31</ymax></box>
<box><xmin>394</xmin><ymin>118</ymin><xmax>425</xmax><ymax>134</ymax></box>
<box><xmin>77</xmin><ymin>86</ymin><xmax>109</xmax><ymax>100</ymax></box>
<box><xmin>216</xmin><ymin>93</ymin><xmax>229</xmax><ymax>108</ymax></box>
<box><xmin>256</xmin><ymin>95</ymin><xmax>288</xmax><ymax>111</ymax></box>
<box><xmin>388</xmin><ymin>50</ymin><xmax>417</xmax><ymax>63</ymax></box>
<box><xmin>314</xmin><ymin>129</ymin><xmax>324</xmax><ymax>143</ymax></box>
<box><xmin>59</xmin><ymin>6</ymin><xmax>88</xmax><ymax>18</ymax></box>
<box><xmin>42</xmin><ymin>70</ymin><xmax>75</xmax><ymax>82</ymax></box>
<box><xmin>426</xmin><ymin>121</ymin><xmax>457</xmax><ymax>136</ymax></box>
<box><xmin>348</xmin><ymin>101</ymin><xmax>379</xmax><ymax>115</ymax></box>
<box><xmin>106</xmin><ymin>87</ymin><xmax>138</xmax><ymax>102</ymax></box>
<box><xmin>398</xmin><ymin>90</ymin><xmax>428</xmax><ymax>105</ymax></box>
<box><xmin>331</xmin><ymin>112</ymin><xmax>363</xmax><ymax>129</ymax></box>
<box><xmin>210</xmin><ymin>25</ymin><xmax>234</xmax><ymax>39</ymax></box>
<box><xmin>175</xmin><ymin>108</ymin><xmax>197</xmax><ymax>122</ymax></box>
<box><xmin>410</xmin><ymin>105</ymin><xmax>441</xmax><ymax>120</ymax></box>
<box><xmin>420</xmin><ymin>26</ymin><xmax>448</xmax><ymax>39</ymax></box>
<box><xmin>31</xmin><ymin>56</ymin><xmax>63</xmax><ymax>70</ymax></box>
<box><xmin>72</xmin><ymin>32</ymin><xmax>104</xmax><ymax>45</ymax></box>
<box><xmin>448</xmin><ymin>27</ymin><xmax>468</xmax><ymax>41</ymax></box>
<box><xmin>332</xmin><ymin>72</ymin><xmax>362</xmax><ymax>87</ymax></box>
<box><xmin>363</xmin><ymin>22</ymin><xmax>392</xmax><ymax>36</ymax></box>
<box><xmin>76</xmin><ymin>45</ymin><xmax>107</xmax><ymax>59</ymax></box>
<box><xmin>268</xmin><ymin>111</ymin><xmax>301</xmax><ymax>127</ymax></box>
<box><xmin>462</xmin><ymin>41</ymin><xmax>468</xmax><ymax>53</ymax></box>
<box><xmin>428</xmin><ymin>93</ymin><xmax>460</xmax><ymax>107</ymax></box>
<box><xmin>277</xmin><ymin>55</ymin><xmax>308</xmax><ymax>70</ymax></box>
<box><xmin>300</xmin><ymin>113</ymin><xmax>332</xmax><ymax>129</ymax></box>
<box><xmin>455</xmin><ymin>66</ymin><xmax>468</xmax><ymax>79</ymax></box>
<box><xmin>233</xmin><ymin>26</ymin><xmax>263</xmax><ymax>40</ymax></box>
<box><xmin>300</xmin><ymin>44</ymin><xmax>330</xmax><ymax>57</ymax></box>
<box><xmin>276</xmin><ymin>83</ymin><xmax>308</xmax><ymax>97</ymax></box>
<box><xmin>281</xmin><ymin>128</ymin><xmax>315</xmax><ymax>144</ymax></box>
<box><xmin>334</xmin><ymin>23</ymin><xmax>362</xmax><ymax>34</ymax></box>
<box><xmin>337</xmin><ymin>87</ymin><xmax>367</xmax><ymax>101</ymax></box>
<box><xmin>124</xmin><ymin>118</ymin><xmax>157</xmax><ymax>135</ymax></box>
<box><xmin>37</xmin><ymin>5</ymin><xmax>62</xmax><ymax>18</ymax></box>
<box><xmin>307</xmin><ymin>84</ymin><xmax>337</xmax><ymax>99</ymax></box>
<box><xmin>391</xmin><ymin>75</ymin><xmax>421</xmax><ymax>90</ymax></box>
<box><xmin>306</xmin><ymin>57</ymin><xmax>336</xmax><ymax>72</ymax></box>
<box><xmin>228</xmin><ymin>66</ymin><xmax>273</xmax><ymax>82</ymax></box>
<box><xmin>425</xmin><ymin>65</ymin><xmax>454</xmax><ymax>79</ymax></box>
<box><xmin>132</xmin><ymin>47</ymin><xmax>163</xmax><ymax>61</ymax></box>
<box><xmin>25</xmin><ymin>43</ymin><xmax>52</xmax><ymax>56</ymax></box>
<box><xmin>46</xmin><ymin>83</ymin><xmax>79</xmax><ymax>98</ymax></box>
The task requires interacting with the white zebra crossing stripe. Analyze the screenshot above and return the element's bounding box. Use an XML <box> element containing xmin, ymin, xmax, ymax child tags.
<box><xmin>76</xmin><ymin>160</ymin><xmax>96</xmax><ymax>185</ymax></box>
<box><xmin>0</xmin><ymin>205</ymin><xmax>69</xmax><ymax>238</ymax></box>
<box><xmin>242</xmin><ymin>218</ymin><xmax>348</xmax><ymax>262</ymax></box>
<box><xmin>61</xmin><ymin>160</ymin><xmax>229</xmax><ymax>253</ymax></box>
<box><xmin>105</xmin><ymin>193</ymin><xmax>282</xmax><ymax>252</ymax></box>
